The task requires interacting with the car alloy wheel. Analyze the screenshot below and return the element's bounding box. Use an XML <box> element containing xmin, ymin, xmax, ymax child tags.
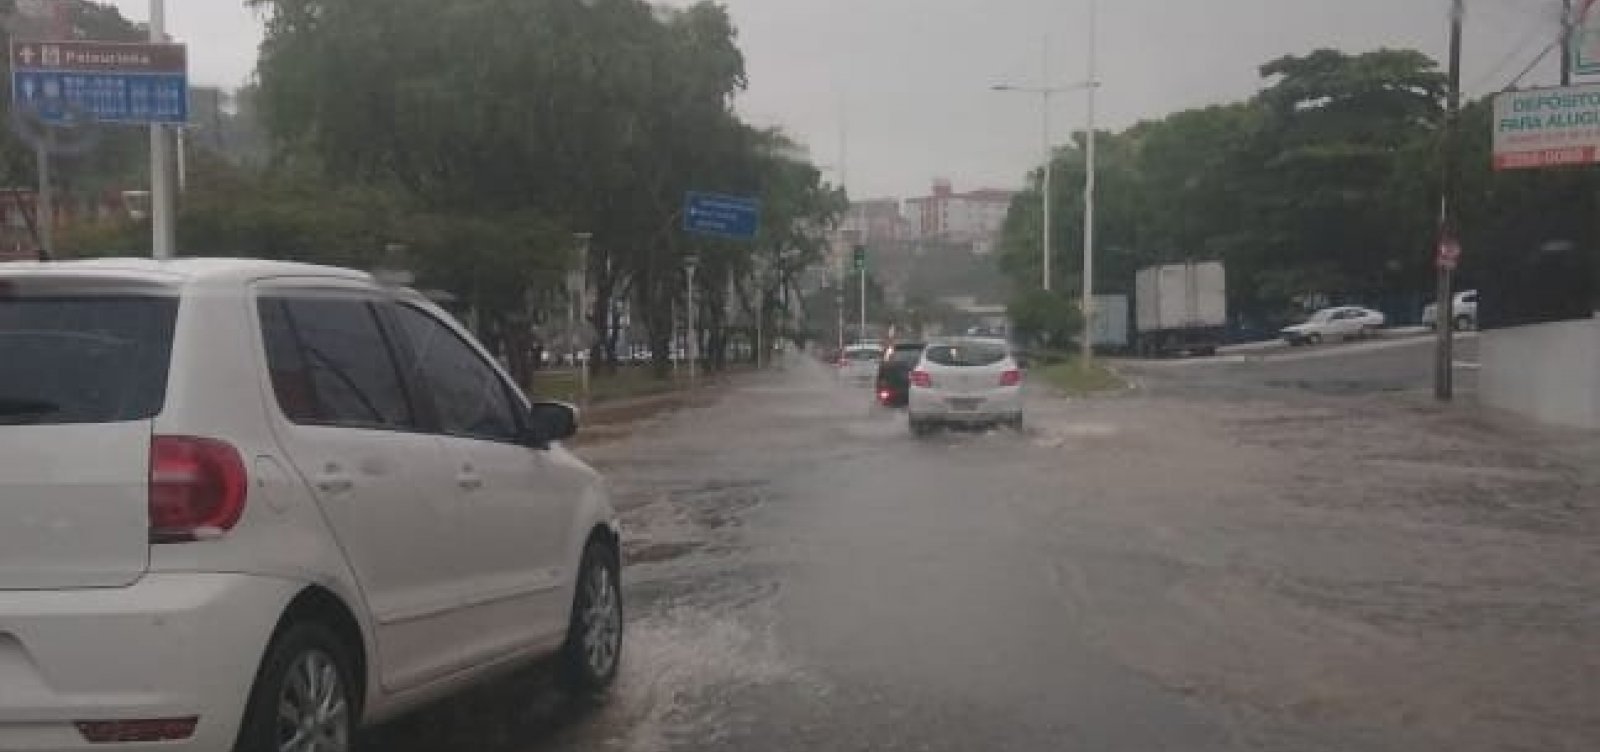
<box><xmin>275</xmin><ymin>649</ymin><xmax>350</xmax><ymax>752</ymax></box>
<box><xmin>563</xmin><ymin>542</ymin><xmax>623</xmax><ymax>692</ymax></box>
<box><xmin>581</xmin><ymin>557</ymin><xmax>622</xmax><ymax>679</ymax></box>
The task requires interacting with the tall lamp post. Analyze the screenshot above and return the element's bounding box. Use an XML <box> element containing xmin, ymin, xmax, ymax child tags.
<box><xmin>569</xmin><ymin>232</ymin><xmax>593</xmax><ymax>404</ymax></box>
<box><xmin>1434</xmin><ymin>0</ymin><xmax>1464</xmax><ymax>402</ymax></box>
<box><xmin>150</xmin><ymin>0</ymin><xmax>175</xmax><ymax>259</ymax></box>
<box><xmin>685</xmin><ymin>254</ymin><xmax>699</xmax><ymax>388</ymax></box>
<box><xmin>993</xmin><ymin>0</ymin><xmax>1099</xmax><ymax>359</ymax></box>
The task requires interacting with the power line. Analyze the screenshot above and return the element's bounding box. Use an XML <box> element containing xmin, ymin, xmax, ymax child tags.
<box><xmin>1502</xmin><ymin>38</ymin><xmax>1563</xmax><ymax>90</ymax></box>
<box><xmin>1469</xmin><ymin>20</ymin><xmax>1558</xmax><ymax>92</ymax></box>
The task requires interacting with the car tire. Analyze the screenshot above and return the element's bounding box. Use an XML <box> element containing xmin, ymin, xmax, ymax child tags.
<box><xmin>910</xmin><ymin>418</ymin><xmax>935</xmax><ymax>438</ymax></box>
<box><xmin>1454</xmin><ymin>315</ymin><xmax>1473</xmax><ymax>332</ymax></box>
<box><xmin>561</xmin><ymin>541</ymin><xmax>623</xmax><ymax>696</ymax></box>
<box><xmin>1307</xmin><ymin>333</ymin><xmax>1323</xmax><ymax>346</ymax></box>
<box><xmin>1006</xmin><ymin>414</ymin><xmax>1024</xmax><ymax>432</ymax></box>
<box><xmin>234</xmin><ymin>621</ymin><xmax>359</xmax><ymax>752</ymax></box>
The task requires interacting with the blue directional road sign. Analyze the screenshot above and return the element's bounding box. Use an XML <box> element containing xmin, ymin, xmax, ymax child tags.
<box><xmin>10</xmin><ymin>40</ymin><xmax>188</xmax><ymax>125</ymax></box>
<box><xmin>683</xmin><ymin>191</ymin><xmax>761</xmax><ymax>240</ymax></box>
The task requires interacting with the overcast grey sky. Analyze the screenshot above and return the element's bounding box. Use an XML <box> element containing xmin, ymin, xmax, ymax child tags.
<box><xmin>112</xmin><ymin>0</ymin><xmax>1569</xmax><ymax>199</ymax></box>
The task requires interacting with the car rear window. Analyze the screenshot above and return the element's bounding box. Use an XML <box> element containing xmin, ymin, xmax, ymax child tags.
<box><xmin>886</xmin><ymin>345</ymin><xmax>926</xmax><ymax>364</ymax></box>
<box><xmin>0</xmin><ymin>289</ymin><xmax>178</xmax><ymax>425</ymax></box>
<box><xmin>924</xmin><ymin>342</ymin><xmax>1008</xmax><ymax>367</ymax></box>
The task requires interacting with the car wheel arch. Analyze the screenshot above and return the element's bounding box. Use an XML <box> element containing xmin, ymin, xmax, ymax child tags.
<box><xmin>266</xmin><ymin>586</ymin><xmax>370</xmax><ymax>721</ymax></box>
<box><xmin>585</xmin><ymin>523</ymin><xmax>621</xmax><ymax>564</ymax></box>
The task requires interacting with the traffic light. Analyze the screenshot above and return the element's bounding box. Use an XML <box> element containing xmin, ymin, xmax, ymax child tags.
<box><xmin>852</xmin><ymin>245</ymin><xmax>867</xmax><ymax>273</ymax></box>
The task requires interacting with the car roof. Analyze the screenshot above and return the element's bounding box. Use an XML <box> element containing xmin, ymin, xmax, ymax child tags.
<box><xmin>0</xmin><ymin>257</ymin><xmax>372</xmax><ymax>287</ymax></box>
<box><xmin>927</xmin><ymin>336</ymin><xmax>1010</xmax><ymax>348</ymax></box>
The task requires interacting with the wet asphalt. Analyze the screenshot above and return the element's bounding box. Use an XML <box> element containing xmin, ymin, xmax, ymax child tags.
<box><xmin>363</xmin><ymin>336</ymin><xmax>1598</xmax><ymax>752</ymax></box>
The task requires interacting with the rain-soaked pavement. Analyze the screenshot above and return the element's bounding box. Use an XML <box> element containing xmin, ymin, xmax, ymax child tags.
<box><xmin>364</xmin><ymin>341</ymin><xmax>1600</xmax><ymax>752</ymax></box>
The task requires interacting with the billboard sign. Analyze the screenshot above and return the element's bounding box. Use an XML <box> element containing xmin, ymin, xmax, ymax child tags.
<box><xmin>1492</xmin><ymin>84</ymin><xmax>1600</xmax><ymax>170</ymax></box>
<box><xmin>1574</xmin><ymin>0</ymin><xmax>1600</xmax><ymax>76</ymax></box>
<box><xmin>9</xmin><ymin>40</ymin><xmax>188</xmax><ymax>125</ymax></box>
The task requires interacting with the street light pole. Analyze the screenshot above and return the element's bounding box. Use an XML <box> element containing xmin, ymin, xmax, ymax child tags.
<box><xmin>149</xmin><ymin>0</ymin><xmax>175</xmax><ymax>259</ymax></box>
<box><xmin>571</xmin><ymin>232</ymin><xmax>593</xmax><ymax>404</ymax></box>
<box><xmin>1434</xmin><ymin>0</ymin><xmax>1464</xmax><ymax>402</ymax></box>
<box><xmin>859</xmin><ymin>257</ymin><xmax>867</xmax><ymax>342</ymax></box>
<box><xmin>1042</xmin><ymin>88</ymin><xmax>1053</xmax><ymax>293</ymax></box>
<box><xmin>1081</xmin><ymin>0</ymin><xmax>1099</xmax><ymax>362</ymax></box>
<box><xmin>686</xmin><ymin>255</ymin><xmax>699</xmax><ymax>388</ymax></box>
<box><xmin>1563</xmin><ymin>0</ymin><xmax>1576</xmax><ymax>86</ymax></box>
<box><xmin>993</xmin><ymin>76</ymin><xmax>1099</xmax><ymax>302</ymax></box>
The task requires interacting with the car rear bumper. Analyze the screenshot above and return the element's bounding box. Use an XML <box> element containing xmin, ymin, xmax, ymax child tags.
<box><xmin>0</xmin><ymin>572</ymin><xmax>304</xmax><ymax>751</ymax></box>
<box><xmin>908</xmin><ymin>387</ymin><xmax>1022</xmax><ymax>422</ymax></box>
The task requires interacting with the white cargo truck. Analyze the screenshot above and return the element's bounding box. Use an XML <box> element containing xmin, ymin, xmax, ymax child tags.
<box><xmin>1134</xmin><ymin>261</ymin><xmax>1227</xmax><ymax>356</ymax></box>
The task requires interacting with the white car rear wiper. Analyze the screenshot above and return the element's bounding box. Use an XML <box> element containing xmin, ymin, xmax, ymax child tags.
<box><xmin>0</xmin><ymin>397</ymin><xmax>62</xmax><ymax>425</ymax></box>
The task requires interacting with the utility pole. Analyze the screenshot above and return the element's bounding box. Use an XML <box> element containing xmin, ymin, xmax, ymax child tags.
<box><xmin>34</xmin><ymin>139</ymin><xmax>52</xmax><ymax>262</ymax></box>
<box><xmin>1042</xmin><ymin>37</ymin><xmax>1053</xmax><ymax>293</ymax></box>
<box><xmin>1080</xmin><ymin>0</ymin><xmax>1099</xmax><ymax>362</ymax></box>
<box><xmin>835</xmin><ymin>274</ymin><xmax>845</xmax><ymax>354</ymax></box>
<box><xmin>686</xmin><ymin>255</ymin><xmax>699</xmax><ymax>388</ymax></box>
<box><xmin>149</xmin><ymin>0</ymin><xmax>176</xmax><ymax>259</ymax></box>
<box><xmin>571</xmin><ymin>232</ymin><xmax>592</xmax><ymax>404</ymax></box>
<box><xmin>859</xmin><ymin>256</ymin><xmax>867</xmax><ymax>343</ymax></box>
<box><xmin>1435</xmin><ymin>0</ymin><xmax>1464</xmax><ymax>402</ymax></box>
<box><xmin>1563</xmin><ymin>0</ymin><xmax>1576</xmax><ymax>86</ymax></box>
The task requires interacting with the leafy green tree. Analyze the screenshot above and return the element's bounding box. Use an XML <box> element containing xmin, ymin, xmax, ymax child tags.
<box><xmin>1007</xmin><ymin>289</ymin><xmax>1082</xmax><ymax>351</ymax></box>
<box><xmin>247</xmin><ymin>0</ymin><xmax>837</xmax><ymax>373</ymax></box>
<box><xmin>999</xmin><ymin>48</ymin><xmax>1448</xmax><ymax>326</ymax></box>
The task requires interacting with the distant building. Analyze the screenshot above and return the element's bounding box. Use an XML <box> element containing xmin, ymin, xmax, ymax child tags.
<box><xmin>903</xmin><ymin>179</ymin><xmax>1015</xmax><ymax>253</ymax></box>
<box><xmin>844</xmin><ymin>198</ymin><xmax>908</xmax><ymax>246</ymax></box>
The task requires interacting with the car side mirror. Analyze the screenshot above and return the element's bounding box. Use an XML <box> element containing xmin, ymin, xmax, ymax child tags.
<box><xmin>525</xmin><ymin>401</ymin><xmax>579</xmax><ymax>446</ymax></box>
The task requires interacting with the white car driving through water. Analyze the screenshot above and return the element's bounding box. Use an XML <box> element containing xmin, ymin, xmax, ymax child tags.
<box><xmin>906</xmin><ymin>338</ymin><xmax>1023</xmax><ymax>435</ymax></box>
<box><xmin>0</xmin><ymin>258</ymin><xmax>623</xmax><ymax>752</ymax></box>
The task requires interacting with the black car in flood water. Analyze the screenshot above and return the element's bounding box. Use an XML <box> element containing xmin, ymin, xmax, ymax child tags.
<box><xmin>875</xmin><ymin>342</ymin><xmax>926</xmax><ymax>408</ymax></box>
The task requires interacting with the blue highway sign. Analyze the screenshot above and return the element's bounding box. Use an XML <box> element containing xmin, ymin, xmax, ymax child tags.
<box><xmin>10</xmin><ymin>41</ymin><xmax>188</xmax><ymax>125</ymax></box>
<box><xmin>683</xmin><ymin>191</ymin><xmax>760</xmax><ymax>240</ymax></box>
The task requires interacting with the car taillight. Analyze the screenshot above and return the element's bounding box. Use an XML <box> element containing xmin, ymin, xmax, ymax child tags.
<box><xmin>149</xmin><ymin>436</ymin><xmax>248</xmax><ymax>544</ymax></box>
<box><xmin>877</xmin><ymin>388</ymin><xmax>894</xmax><ymax>404</ymax></box>
<box><xmin>1000</xmin><ymin>369</ymin><xmax>1022</xmax><ymax>387</ymax></box>
<box><xmin>910</xmin><ymin>370</ymin><xmax>933</xmax><ymax>388</ymax></box>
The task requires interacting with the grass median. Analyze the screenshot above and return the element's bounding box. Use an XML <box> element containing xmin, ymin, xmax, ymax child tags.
<box><xmin>1035</xmin><ymin>357</ymin><xmax>1127</xmax><ymax>396</ymax></box>
<box><xmin>531</xmin><ymin>366</ymin><xmax>687</xmax><ymax>404</ymax></box>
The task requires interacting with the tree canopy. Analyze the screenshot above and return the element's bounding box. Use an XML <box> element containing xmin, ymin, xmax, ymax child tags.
<box><xmin>234</xmin><ymin>0</ymin><xmax>842</xmax><ymax>374</ymax></box>
<box><xmin>997</xmin><ymin>48</ymin><xmax>1479</xmax><ymax>329</ymax></box>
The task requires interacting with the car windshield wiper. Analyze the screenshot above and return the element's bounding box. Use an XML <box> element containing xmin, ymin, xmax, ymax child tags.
<box><xmin>0</xmin><ymin>397</ymin><xmax>62</xmax><ymax>425</ymax></box>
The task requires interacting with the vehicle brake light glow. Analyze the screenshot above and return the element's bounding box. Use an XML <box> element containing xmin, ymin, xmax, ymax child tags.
<box><xmin>76</xmin><ymin>717</ymin><xmax>198</xmax><ymax>743</ymax></box>
<box><xmin>1000</xmin><ymin>369</ymin><xmax>1022</xmax><ymax>387</ymax></box>
<box><xmin>910</xmin><ymin>370</ymin><xmax>933</xmax><ymax>388</ymax></box>
<box><xmin>149</xmin><ymin>436</ymin><xmax>248</xmax><ymax>544</ymax></box>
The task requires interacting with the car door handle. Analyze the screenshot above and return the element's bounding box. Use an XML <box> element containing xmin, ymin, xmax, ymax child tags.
<box><xmin>315</xmin><ymin>474</ymin><xmax>354</xmax><ymax>494</ymax></box>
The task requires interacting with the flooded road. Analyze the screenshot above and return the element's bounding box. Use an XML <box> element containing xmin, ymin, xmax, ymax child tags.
<box><xmin>364</xmin><ymin>347</ymin><xmax>1599</xmax><ymax>752</ymax></box>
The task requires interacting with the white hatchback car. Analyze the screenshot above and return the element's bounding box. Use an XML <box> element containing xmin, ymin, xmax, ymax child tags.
<box><xmin>906</xmin><ymin>338</ymin><xmax>1023</xmax><ymax>435</ymax></box>
<box><xmin>0</xmin><ymin>259</ymin><xmax>622</xmax><ymax>751</ymax></box>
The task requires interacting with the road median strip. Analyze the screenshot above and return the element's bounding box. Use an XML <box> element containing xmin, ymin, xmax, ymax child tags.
<box><xmin>1036</xmin><ymin>358</ymin><xmax>1129</xmax><ymax>396</ymax></box>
